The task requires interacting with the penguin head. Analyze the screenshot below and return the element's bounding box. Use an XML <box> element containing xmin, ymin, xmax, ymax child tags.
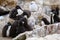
<box><xmin>22</xmin><ymin>10</ymin><xmax>31</xmax><ymax>18</ymax></box>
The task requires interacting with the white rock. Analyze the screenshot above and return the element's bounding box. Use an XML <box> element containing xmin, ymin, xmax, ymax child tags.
<box><xmin>45</xmin><ymin>34</ymin><xmax>58</xmax><ymax>40</ymax></box>
<box><xmin>29</xmin><ymin>1</ymin><xmax>38</xmax><ymax>12</ymax></box>
<box><xmin>52</xmin><ymin>24</ymin><xmax>58</xmax><ymax>33</ymax></box>
<box><xmin>0</xmin><ymin>16</ymin><xmax>4</xmax><ymax>20</ymax></box>
<box><xmin>32</xmin><ymin>26</ymin><xmax>46</xmax><ymax>37</ymax></box>
<box><xmin>26</xmin><ymin>37</ymin><xmax>47</xmax><ymax>40</ymax></box>
<box><xmin>39</xmin><ymin>37</ymin><xmax>47</xmax><ymax>40</ymax></box>
<box><xmin>52</xmin><ymin>34</ymin><xmax>60</xmax><ymax>40</ymax></box>
<box><xmin>28</xmin><ymin>15</ymin><xmax>36</xmax><ymax>29</ymax></box>
<box><xmin>34</xmin><ymin>25</ymin><xmax>40</xmax><ymax>29</ymax></box>
<box><xmin>26</xmin><ymin>37</ymin><xmax>39</xmax><ymax>40</ymax></box>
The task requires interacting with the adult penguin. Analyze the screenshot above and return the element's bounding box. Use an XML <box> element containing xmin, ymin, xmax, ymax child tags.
<box><xmin>2</xmin><ymin>8</ymin><xmax>32</xmax><ymax>38</ymax></box>
<box><xmin>9</xmin><ymin>16</ymin><xmax>33</xmax><ymax>38</ymax></box>
<box><xmin>41</xmin><ymin>18</ymin><xmax>50</xmax><ymax>25</ymax></box>
<box><xmin>38</xmin><ymin>15</ymin><xmax>50</xmax><ymax>25</ymax></box>
<box><xmin>51</xmin><ymin>5</ymin><xmax>60</xmax><ymax>23</ymax></box>
<box><xmin>8</xmin><ymin>10</ymin><xmax>32</xmax><ymax>38</ymax></box>
<box><xmin>2</xmin><ymin>5</ymin><xmax>23</xmax><ymax>37</ymax></box>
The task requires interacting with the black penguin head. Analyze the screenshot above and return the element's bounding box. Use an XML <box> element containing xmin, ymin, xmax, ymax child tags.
<box><xmin>16</xmin><ymin>5</ymin><xmax>22</xmax><ymax>9</ymax></box>
<box><xmin>15</xmin><ymin>5</ymin><xmax>23</xmax><ymax>16</ymax></box>
<box><xmin>22</xmin><ymin>10</ymin><xmax>31</xmax><ymax>18</ymax></box>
